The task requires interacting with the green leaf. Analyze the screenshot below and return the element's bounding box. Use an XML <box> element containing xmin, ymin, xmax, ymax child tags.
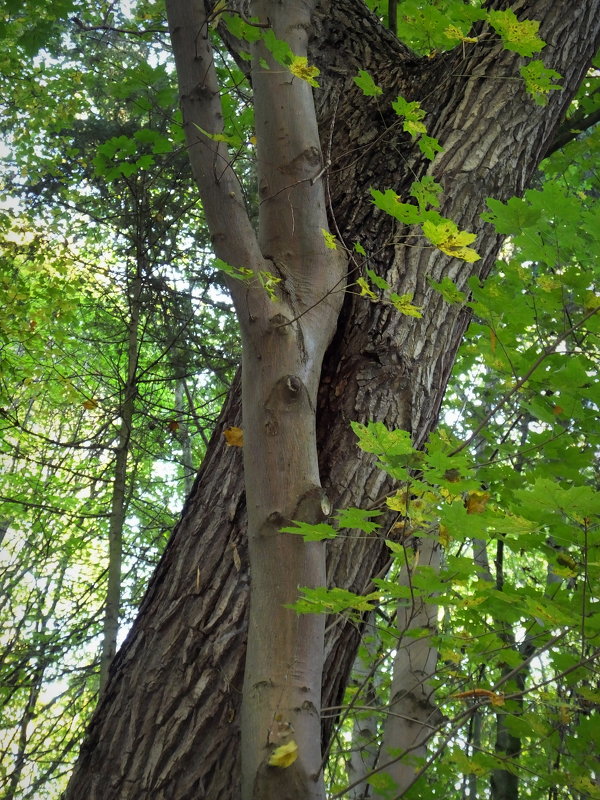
<box><xmin>366</xmin><ymin>268</ymin><xmax>389</xmax><ymax>290</ymax></box>
<box><xmin>290</xmin><ymin>586</ymin><xmax>378</xmax><ymax>614</ymax></box>
<box><xmin>487</xmin><ymin>9</ymin><xmax>545</xmax><ymax>57</ymax></box>
<box><xmin>428</xmin><ymin>276</ymin><xmax>466</xmax><ymax>304</ymax></box>
<box><xmin>481</xmin><ymin>196</ymin><xmax>542</xmax><ymax>234</ymax></box>
<box><xmin>410</xmin><ymin>176</ymin><xmax>443</xmax><ymax>212</ymax></box>
<box><xmin>351</xmin><ymin>421</ymin><xmax>414</xmax><ymax>457</ymax></box>
<box><xmin>520</xmin><ymin>60</ymin><xmax>563</xmax><ymax>106</ymax></box>
<box><xmin>353</xmin><ymin>69</ymin><xmax>383</xmax><ymax>97</ymax></box>
<box><xmin>392</xmin><ymin>95</ymin><xmax>427</xmax><ymax>137</ymax></box>
<box><xmin>280</xmin><ymin>521</ymin><xmax>337</xmax><ymax>541</ymax></box>
<box><xmin>418</xmin><ymin>134</ymin><xmax>444</xmax><ymax>160</ymax></box>
<box><xmin>370</xmin><ymin>188</ymin><xmax>422</xmax><ymax>225</ymax></box>
<box><xmin>334</xmin><ymin>507</ymin><xmax>382</xmax><ymax>534</ymax></box>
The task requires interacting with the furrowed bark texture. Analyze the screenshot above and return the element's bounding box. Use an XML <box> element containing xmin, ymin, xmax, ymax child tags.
<box><xmin>65</xmin><ymin>1</ymin><xmax>600</xmax><ymax>798</ymax></box>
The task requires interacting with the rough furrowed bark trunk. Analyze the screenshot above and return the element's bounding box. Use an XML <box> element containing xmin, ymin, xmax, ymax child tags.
<box><xmin>64</xmin><ymin>1</ymin><xmax>600</xmax><ymax>798</ymax></box>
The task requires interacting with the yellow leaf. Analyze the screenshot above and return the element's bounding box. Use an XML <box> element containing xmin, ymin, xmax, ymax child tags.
<box><xmin>404</xmin><ymin>119</ymin><xmax>427</xmax><ymax>137</ymax></box>
<box><xmin>444</xmin><ymin>25</ymin><xmax>478</xmax><ymax>43</ymax></box>
<box><xmin>223</xmin><ymin>426</ymin><xmax>244</xmax><ymax>447</ymax></box>
<box><xmin>356</xmin><ymin>277</ymin><xmax>377</xmax><ymax>300</ymax></box>
<box><xmin>439</xmin><ymin>524</ymin><xmax>450</xmax><ymax>548</ymax></box>
<box><xmin>558</xmin><ymin>704</ymin><xmax>572</xmax><ymax>725</ymax></box>
<box><xmin>82</xmin><ymin>399</ymin><xmax>98</xmax><ymax>410</ymax></box>
<box><xmin>422</xmin><ymin>220</ymin><xmax>481</xmax><ymax>263</ymax></box>
<box><xmin>386</xmin><ymin>492</ymin><xmax>408</xmax><ymax>512</ymax></box>
<box><xmin>584</xmin><ymin>292</ymin><xmax>600</xmax><ymax>310</ymax></box>
<box><xmin>321</xmin><ymin>228</ymin><xmax>337</xmax><ymax>250</ymax></box>
<box><xmin>268</xmin><ymin>740</ymin><xmax>298</xmax><ymax>768</ymax></box>
<box><xmin>441</xmin><ymin>244</ymin><xmax>480</xmax><ymax>262</ymax></box>
<box><xmin>466</xmin><ymin>491</ymin><xmax>490</xmax><ymax>514</ymax></box>
<box><xmin>289</xmin><ymin>57</ymin><xmax>320</xmax><ymax>87</ymax></box>
<box><xmin>209</xmin><ymin>0</ymin><xmax>227</xmax><ymax>27</ymax></box>
<box><xmin>451</xmin><ymin>688</ymin><xmax>502</xmax><ymax>704</ymax></box>
<box><xmin>390</xmin><ymin>293</ymin><xmax>423</xmax><ymax>318</ymax></box>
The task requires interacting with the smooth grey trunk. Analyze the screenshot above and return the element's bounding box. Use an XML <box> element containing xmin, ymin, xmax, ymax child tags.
<box><xmin>347</xmin><ymin>612</ymin><xmax>381</xmax><ymax>800</ymax></box>
<box><xmin>166</xmin><ymin>1</ymin><xmax>346</xmax><ymax>796</ymax></box>
<box><xmin>64</xmin><ymin>2</ymin><xmax>600</xmax><ymax>798</ymax></box>
<box><xmin>239</xmin><ymin>2</ymin><xmax>346</xmax><ymax>791</ymax></box>
<box><xmin>174</xmin><ymin>376</ymin><xmax>195</xmax><ymax>496</ymax></box>
<box><xmin>372</xmin><ymin>534</ymin><xmax>441</xmax><ymax>798</ymax></box>
<box><xmin>171</xmin><ymin>283</ymin><xmax>197</xmax><ymax>496</ymax></box>
<box><xmin>99</xmin><ymin>269</ymin><xmax>141</xmax><ymax>691</ymax></box>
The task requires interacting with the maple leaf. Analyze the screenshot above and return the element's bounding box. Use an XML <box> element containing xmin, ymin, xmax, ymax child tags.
<box><xmin>389</xmin><ymin>292</ymin><xmax>423</xmax><ymax>318</ymax></box>
<box><xmin>223</xmin><ymin>426</ymin><xmax>244</xmax><ymax>447</ymax></box>
<box><xmin>422</xmin><ymin>220</ymin><xmax>480</xmax><ymax>262</ymax></box>
<box><xmin>356</xmin><ymin>277</ymin><xmax>377</xmax><ymax>300</ymax></box>
<box><xmin>288</xmin><ymin>56</ymin><xmax>320</xmax><ymax>87</ymax></box>
<box><xmin>268</xmin><ymin>740</ymin><xmax>298</xmax><ymax>768</ymax></box>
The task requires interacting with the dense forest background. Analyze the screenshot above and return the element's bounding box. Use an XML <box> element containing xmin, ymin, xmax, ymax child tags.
<box><xmin>1</xmin><ymin>1</ymin><xmax>599</xmax><ymax>798</ymax></box>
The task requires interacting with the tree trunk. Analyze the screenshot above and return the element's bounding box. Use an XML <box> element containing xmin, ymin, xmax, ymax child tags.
<box><xmin>372</xmin><ymin>535</ymin><xmax>441</xmax><ymax>798</ymax></box>
<box><xmin>64</xmin><ymin>1</ymin><xmax>600</xmax><ymax>798</ymax></box>
<box><xmin>99</xmin><ymin>266</ymin><xmax>141</xmax><ymax>690</ymax></box>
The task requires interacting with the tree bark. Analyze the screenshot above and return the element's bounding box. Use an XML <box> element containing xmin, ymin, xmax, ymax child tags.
<box><xmin>372</xmin><ymin>535</ymin><xmax>441</xmax><ymax>798</ymax></box>
<box><xmin>65</xmin><ymin>1</ymin><xmax>600</xmax><ymax>798</ymax></box>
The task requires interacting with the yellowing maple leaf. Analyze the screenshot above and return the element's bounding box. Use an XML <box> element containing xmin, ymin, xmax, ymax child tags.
<box><xmin>390</xmin><ymin>292</ymin><xmax>423</xmax><ymax>318</ymax></box>
<box><xmin>356</xmin><ymin>277</ymin><xmax>377</xmax><ymax>300</ymax></box>
<box><xmin>439</xmin><ymin>524</ymin><xmax>450</xmax><ymax>548</ymax></box>
<box><xmin>466</xmin><ymin>490</ymin><xmax>490</xmax><ymax>514</ymax></box>
<box><xmin>321</xmin><ymin>228</ymin><xmax>338</xmax><ymax>250</ymax></box>
<box><xmin>268</xmin><ymin>740</ymin><xmax>298</xmax><ymax>768</ymax></box>
<box><xmin>444</xmin><ymin>25</ymin><xmax>478</xmax><ymax>43</ymax></box>
<box><xmin>289</xmin><ymin>57</ymin><xmax>320</xmax><ymax>87</ymax></box>
<box><xmin>422</xmin><ymin>220</ymin><xmax>480</xmax><ymax>262</ymax></box>
<box><xmin>223</xmin><ymin>426</ymin><xmax>244</xmax><ymax>447</ymax></box>
<box><xmin>404</xmin><ymin>119</ymin><xmax>427</xmax><ymax>137</ymax></box>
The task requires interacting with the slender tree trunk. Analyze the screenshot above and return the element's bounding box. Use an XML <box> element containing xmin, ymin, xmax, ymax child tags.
<box><xmin>174</xmin><ymin>375</ymin><xmax>195</xmax><ymax>496</ymax></box>
<box><xmin>372</xmin><ymin>535</ymin><xmax>441</xmax><ymax>798</ymax></box>
<box><xmin>346</xmin><ymin>612</ymin><xmax>381</xmax><ymax>800</ymax></box>
<box><xmin>65</xmin><ymin>2</ymin><xmax>600</xmax><ymax>798</ymax></box>
<box><xmin>99</xmin><ymin>266</ymin><xmax>141</xmax><ymax>690</ymax></box>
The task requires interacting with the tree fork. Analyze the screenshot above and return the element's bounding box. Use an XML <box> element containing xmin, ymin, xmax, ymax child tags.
<box><xmin>64</xmin><ymin>2</ymin><xmax>600</xmax><ymax>798</ymax></box>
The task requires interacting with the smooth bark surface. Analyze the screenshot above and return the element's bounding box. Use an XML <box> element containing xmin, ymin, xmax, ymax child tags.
<box><xmin>372</xmin><ymin>536</ymin><xmax>441</xmax><ymax>798</ymax></box>
<box><xmin>99</xmin><ymin>269</ymin><xmax>141</xmax><ymax>690</ymax></box>
<box><xmin>239</xmin><ymin>2</ymin><xmax>346</xmax><ymax>796</ymax></box>
<box><xmin>65</xmin><ymin>1</ymin><xmax>600</xmax><ymax>798</ymax></box>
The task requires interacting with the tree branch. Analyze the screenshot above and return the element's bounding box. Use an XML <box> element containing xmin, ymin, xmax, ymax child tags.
<box><xmin>165</xmin><ymin>0</ymin><xmax>264</xmax><ymax>308</ymax></box>
<box><xmin>544</xmin><ymin>106</ymin><xmax>600</xmax><ymax>158</ymax></box>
